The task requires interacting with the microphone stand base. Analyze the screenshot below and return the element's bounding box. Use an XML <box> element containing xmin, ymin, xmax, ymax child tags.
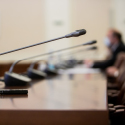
<box><xmin>44</xmin><ymin>69</ymin><xmax>58</xmax><ymax>76</ymax></box>
<box><xmin>27</xmin><ymin>68</ymin><xmax>46</xmax><ymax>79</ymax></box>
<box><xmin>4</xmin><ymin>72</ymin><xmax>31</xmax><ymax>86</ymax></box>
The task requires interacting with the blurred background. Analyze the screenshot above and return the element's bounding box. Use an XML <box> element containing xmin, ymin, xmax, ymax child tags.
<box><xmin>0</xmin><ymin>0</ymin><xmax>125</xmax><ymax>61</ymax></box>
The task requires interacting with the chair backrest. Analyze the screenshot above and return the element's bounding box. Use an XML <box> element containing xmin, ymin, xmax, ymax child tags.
<box><xmin>115</xmin><ymin>82</ymin><xmax>125</xmax><ymax>105</ymax></box>
<box><xmin>114</xmin><ymin>52</ymin><xmax>125</xmax><ymax>68</ymax></box>
<box><xmin>116</xmin><ymin>60</ymin><xmax>125</xmax><ymax>89</ymax></box>
<box><xmin>121</xmin><ymin>85</ymin><xmax>125</xmax><ymax>105</ymax></box>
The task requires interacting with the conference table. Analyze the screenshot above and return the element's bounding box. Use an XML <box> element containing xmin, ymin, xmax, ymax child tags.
<box><xmin>0</xmin><ymin>65</ymin><xmax>108</xmax><ymax>125</ymax></box>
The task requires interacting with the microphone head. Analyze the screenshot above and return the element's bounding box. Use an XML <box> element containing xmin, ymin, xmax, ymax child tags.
<box><xmin>65</xmin><ymin>29</ymin><xmax>86</xmax><ymax>38</ymax></box>
<box><xmin>76</xmin><ymin>29</ymin><xmax>87</xmax><ymax>36</ymax></box>
<box><xmin>87</xmin><ymin>46</ymin><xmax>98</xmax><ymax>50</ymax></box>
<box><xmin>82</xmin><ymin>40</ymin><xmax>97</xmax><ymax>45</ymax></box>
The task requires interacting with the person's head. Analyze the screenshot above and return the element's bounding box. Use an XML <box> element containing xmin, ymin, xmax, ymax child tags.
<box><xmin>104</xmin><ymin>29</ymin><xmax>122</xmax><ymax>47</ymax></box>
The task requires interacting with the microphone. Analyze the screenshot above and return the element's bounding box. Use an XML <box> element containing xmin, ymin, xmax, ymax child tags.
<box><xmin>82</xmin><ymin>40</ymin><xmax>97</xmax><ymax>45</ymax></box>
<box><xmin>2</xmin><ymin>29</ymin><xmax>86</xmax><ymax>86</ymax></box>
<box><xmin>9</xmin><ymin>40</ymin><xmax>97</xmax><ymax>72</ymax></box>
<box><xmin>27</xmin><ymin>40</ymin><xmax>97</xmax><ymax>77</ymax></box>
<box><xmin>0</xmin><ymin>29</ymin><xmax>86</xmax><ymax>56</ymax></box>
<box><xmin>55</xmin><ymin>46</ymin><xmax>98</xmax><ymax>69</ymax></box>
<box><xmin>61</xmin><ymin>46</ymin><xmax>98</xmax><ymax>58</ymax></box>
<box><xmin>86</xmin><ymin>46</ymin><xmax>98</xmax><ymax>50</ymax></box>
<box><xmin>5</xmin><ymin>40</ymin><xmax>96</xmax><ymax>86</ymax></box>
<box><xmin>4</xmin><ymin>40</ymin><xmax>97</xmax><ymax>85</ymax></box>
<box><xmin>65</xmin><ymin>29</ymin><xmax>86</xmax><ymax>38</ymax></box>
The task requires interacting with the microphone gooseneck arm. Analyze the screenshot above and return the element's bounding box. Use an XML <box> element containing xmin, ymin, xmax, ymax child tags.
<box><xmin>60</xmin><ymin>46</ymin><xmax>98</xmax><ymax>59</ymax></box>
<box><xmin>0</xmin><ymin>29</ymin><xmax>86</xmax><ymax>56</ymax></box>
<box><xmin>0</xmin><ymin>36</ymin><xmax>65</xmax><ymax>56</ymax></box>
<box><xmin>9</xmin><ymin>52</ymin><xmax>52</xmax><ymax>73</ymax></box>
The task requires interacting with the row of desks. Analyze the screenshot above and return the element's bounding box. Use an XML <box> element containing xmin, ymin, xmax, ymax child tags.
<box><xmin>0</xmin><ymin>66</ymin><xmax>108</xmax><ymax>124</ymax></box>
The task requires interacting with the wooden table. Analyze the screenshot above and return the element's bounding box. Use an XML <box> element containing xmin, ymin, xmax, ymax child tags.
<box><xmin>0</xmin><ymin>67</ymin><xmax>108</xmax><ymax>125</ymax></box>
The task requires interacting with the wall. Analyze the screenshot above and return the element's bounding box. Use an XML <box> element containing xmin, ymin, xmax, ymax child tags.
<box><xmin>110</xmin><ymin>0</ymin><xmax>125</xmax><ymax>41</ymax></box>
<box><xmin>0</xmin><ymin>0</ymin><xmax>46</xmax><ymax>60</ymax></box>
<box><xmin>70</xmin><ymin>0</ymin><xmax>110</xmax><ymax>59</ymax></box>
<box><xmin>0</xmin><ymin>0</ymin><xmax>110</xmax><ymax>61</ymax></box>
<box><xmin>44</xmin><ymin>0</ymin><xmax>71</xmax><ymax>52</ymax></box>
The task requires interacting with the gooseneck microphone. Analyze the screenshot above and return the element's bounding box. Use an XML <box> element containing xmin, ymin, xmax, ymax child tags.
<box><xmin>2</xmin><ymin>29</ymin><xmax>86</xmax><ymax>86</ymax></box>
<box><xmin>27</xmin><ymin>40</ymin><xmax>97</xmax><ymax>77</ymax></box>
<box><xmin>0</xmin><ymin>29</ymin><xmax>86</xmax><ymax>56</ymax></box>
<box><xmin>28</xmin><ymin>40</ymin><xmax>97</xmax><ymax>69</ymax></box>
<box><xmin>9</xmin><ymin>40</ymin><xmax>97</xmax><ymax>73</ymax></box>
<box><xmin>71</xmin><ymin>46</ymin><xmax>98</xmax><ymax>55</ymax></box>
<box><xmin>6</xmin><ymin>40</ymin><xmax>97</xmax><ymax>82</ymax></box>
<box><xmin>61</xmin><ymin>46</ymin><xmax>98</xmax><ymax>59</ymax></box>
<box><xmin>60</xmin><ymin>46</ymin><xmax>98</xmax><ymax>68</ymax></box>
<box><xmin>28</xmin><ymin>44</ymin><xmax>98</xmax><ymax>75</ymax></box>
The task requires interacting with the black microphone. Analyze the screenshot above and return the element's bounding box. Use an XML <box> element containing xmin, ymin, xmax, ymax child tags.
<box><xmin>82</xmin><ymin>40</ymin><xmax>97</xmax><ymax>45</ymax></box>
<box><xmin>0</xmin><ymin>29</ymin><xmax>86</xmax><ymax>56</ymax></box>
<box><xmin>86</xmin><ymin>46</ymin><xmax>98</xmax><ymax>50</ymax></box>
<box><xmin>55</xmin><ymin>46</ymin><xmax>98</xmax><ymax>69</ymax></box>
<box><xmin>65</xmin><ymin>29</ymin><xmax>86</xmax><ymax>38</ymax></box>
<box><xmin>61</xmin><ymin>46</ymin><xmax>98</xmax><ymax>58</ymax></box>
<box><xmin>27</xmin><ymin>40</ymin><xmax>97</xmax><ymax>77</ymax></box>
<box><xmin>4</xmin><ymin>40</ymin><xmax>97</xmax><ymax>85</ymax></box>
<box><xmin>1</xmin><ymin>29</ymin><xmax>86</xmax><ymax>86</ymax></box>
<box><xmin>9</xmin><ymin>40</ymin><xmax>97</xmax><ymax>73</ymax></box>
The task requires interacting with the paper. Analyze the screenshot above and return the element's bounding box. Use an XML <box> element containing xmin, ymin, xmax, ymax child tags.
<box><xmin>58</xmin><ymin>67</ymin><xmax>100</xmax><ymax>74</ymax></box>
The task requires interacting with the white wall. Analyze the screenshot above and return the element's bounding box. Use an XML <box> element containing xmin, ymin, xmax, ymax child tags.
<box><xmin>70</xmin><ymin>0</ymin><xmax>110</xmax><ymax>56</ymax></box>
<box><xmin>45</xmin><ymin>0</ymin><xmax>71</xmax><ymax>52</ymax></box>
<box><xmin>0</xmin><ymin>0</ymin><xmax>110</xmax><ymax>61</ymax></box>
<box><xmin>110</xmin><ymin>0</ymin><xmax>125</xmax><ymax>41</ymax></box>
<box><xmin>0</xmin><ymin>0</ymin><xmax>46</xmax><ymax>60</ymax></box>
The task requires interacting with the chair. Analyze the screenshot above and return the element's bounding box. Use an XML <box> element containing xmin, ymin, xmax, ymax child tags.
<box><xmin>107</xmin><ymin>60</ymin><xmax>125</xmax><ymax>90</ymax></box>
<box><xmin>106</xmin><ymin>52</ymin><xmax>125</xmax><ymax>80</ymax></box>
<box><xmin>108</xmin><ymin>82</ymin><xmax>125</xmax><ymax>105</ymax></box>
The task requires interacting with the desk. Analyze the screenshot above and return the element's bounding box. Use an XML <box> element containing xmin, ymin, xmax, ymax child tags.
<box><xmin>0</xmin><ymin>68</ymin><xmax>108</xmax><ymax>124</ymax></box>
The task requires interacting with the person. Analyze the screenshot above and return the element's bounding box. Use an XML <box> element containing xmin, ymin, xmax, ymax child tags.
<box><xmin>85</xmin><ymin>29</ymin><xmax>125</xmax><ymax>69</ymax></box>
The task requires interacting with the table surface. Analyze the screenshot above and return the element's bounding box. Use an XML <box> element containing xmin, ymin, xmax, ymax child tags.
<box><xmin>0</xmin><ymin>65</ymin><xmax>108</xmax><ymax>125</ymax></box>
<box><xmin>0</xmin><ymin>66</ymin><xmax>107</xmax><ymax>111</ymax></box>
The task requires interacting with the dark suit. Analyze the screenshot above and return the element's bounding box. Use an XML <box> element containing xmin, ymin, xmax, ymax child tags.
<box><xmin>92</xmin><ymin>42</ymin><xmax>125</xmax><ymax>69</ymax></box>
